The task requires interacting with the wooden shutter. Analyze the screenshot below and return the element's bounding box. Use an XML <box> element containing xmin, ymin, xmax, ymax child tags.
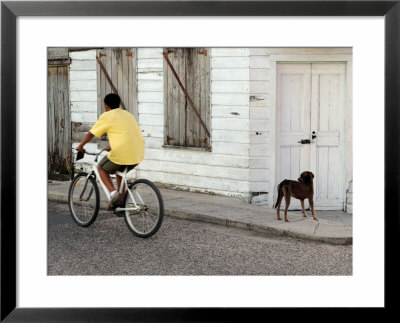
<box><xmin>96</xmin><ymin>48</ymin><xmax>137</xmax><ymax>117</ymax></box>
<box><xmin>164</xmin><ymin>48</ymin><xmax>210</xmax><ymax>149</ymax></box>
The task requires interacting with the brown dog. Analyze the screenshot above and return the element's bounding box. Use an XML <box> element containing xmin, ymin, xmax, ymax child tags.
<box><xmin>274</xmin><ymin>171</ymin><xmax>318</xmax><ymax>222</ymax></box>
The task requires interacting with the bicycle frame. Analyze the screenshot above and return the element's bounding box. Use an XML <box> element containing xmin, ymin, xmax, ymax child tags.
<box><xmin>84</xmin><ymin>151</ymin><xmax>141</xmax><ymax>213</ymax></box>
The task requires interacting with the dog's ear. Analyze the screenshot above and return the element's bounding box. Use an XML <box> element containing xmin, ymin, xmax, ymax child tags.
<box><xmin>310</xmin><ymin>172</ymin><xmax>314</xmax><ymax>179</ymax></box>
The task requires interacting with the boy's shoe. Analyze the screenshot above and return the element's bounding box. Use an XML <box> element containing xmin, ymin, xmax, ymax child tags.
<box><xmin>107</xmin><ymin>192</ymin><xmax>122</xmax><ymax>211</ymax></box>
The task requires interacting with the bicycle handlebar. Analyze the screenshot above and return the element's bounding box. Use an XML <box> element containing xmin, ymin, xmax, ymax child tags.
<box><xmin>76</xmin><ymin>148</ymin><xmax>107</xmax><ymax>162</ymax></box>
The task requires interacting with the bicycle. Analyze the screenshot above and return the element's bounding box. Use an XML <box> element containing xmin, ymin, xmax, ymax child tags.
<box><xmin>68</xmin><ymin>149</ymin><xmax>164</xmax><ymax>238</ymax></box>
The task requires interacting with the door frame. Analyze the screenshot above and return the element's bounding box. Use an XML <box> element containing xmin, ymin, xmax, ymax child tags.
<box><xmin>268</xmin><ymin>52</ymin><xmax>353</xmax><ymax>210</ymax></box>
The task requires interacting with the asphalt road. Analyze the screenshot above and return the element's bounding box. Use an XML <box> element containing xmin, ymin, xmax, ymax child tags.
<box><xmin>48</xmin><ymin>201</ymin><xmax>352</xmax><ymax>276</ymax></box>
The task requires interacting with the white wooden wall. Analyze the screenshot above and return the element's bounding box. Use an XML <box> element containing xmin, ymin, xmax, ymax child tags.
<box><xmin>69</xmin><ymin>50</ymin><xmax>100</xmax><ymax>168</ymax></box>
<box><xmin>137</xmin><ymin>48</ymin><xmax>250</xmax><ymax>198</ymax></box>
<box><xmin>68</xmin><ymin>47</ymin><xmax>353</xmax><ymax>211</ymax></box>
<box><xmin>249</xmin><ymin>49</ymin><xmax>272</xmax><ymax>205</ymax></box>
<box><xmin>69</xmin><ymin>48</ymin><xmax>251</xmax><ymax>198</ymax></box>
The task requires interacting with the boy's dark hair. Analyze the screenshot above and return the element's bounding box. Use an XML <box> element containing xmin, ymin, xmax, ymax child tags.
<box><xmin>104</xmin><ymin>93</ymin><xmax>121</xmax><ymax>109</ymax></box>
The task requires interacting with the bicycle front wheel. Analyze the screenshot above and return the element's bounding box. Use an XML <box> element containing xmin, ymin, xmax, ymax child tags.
<box><xmin>68</xmin><ymin>172</ymin><xmax>100</xmax><ymax>227</ymax></box>
<box><xmin>124</xmin><ymin>179</ymin><xmax>164</xmax><ymax>238</ymax></box>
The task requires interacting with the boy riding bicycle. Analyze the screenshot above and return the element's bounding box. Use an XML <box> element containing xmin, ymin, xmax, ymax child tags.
<box><xmin>76</xmin><ymin>93</ymin><xmax>145</xmax><ymax>210</ymax></box>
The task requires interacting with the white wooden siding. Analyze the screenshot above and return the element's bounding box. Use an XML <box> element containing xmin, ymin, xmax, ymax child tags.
<box><xmin>69</xmin><ymin>50</ymin><xmax>98</xmax><ymax>168</ymax></box>
<box><xmin>67</xmin><ymin>47</ymin><xmax>352</xmax><ymax>209</ymax></box>
<box><xmin>249</xmin><ymin>49</ymin><xmax>271</xmax><ymax>197</ymax></box>
<box><xmin>136</xmin><ymin>47</ymin><xmax>251</xmax><ymax>198</ymax></box>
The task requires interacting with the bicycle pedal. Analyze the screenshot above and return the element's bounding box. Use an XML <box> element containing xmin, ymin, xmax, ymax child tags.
<box><xmin>113</xmin><ymin>211</ymin><xmax>125</xmax><ymax>217</ymax></box>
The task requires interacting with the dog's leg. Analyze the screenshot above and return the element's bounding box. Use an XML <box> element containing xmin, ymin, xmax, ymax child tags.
<box><xmin>300</xmin><ymin>199</ymin><xmax>307</xmax><ymax>218</ymax></box>
<box><xmin>276</xmin><ymin>191</ymin><xmax>283</xmax><ymax>221</ymax></box>
<box><xmin>309</xmin><ymin>198</ymin><xmax>318</xmax><ymax>221</ymax></box>
<box><xmin>283</xmin><ymin>186</ymin><xmax>291</xmax><ymax>222</ymax></box>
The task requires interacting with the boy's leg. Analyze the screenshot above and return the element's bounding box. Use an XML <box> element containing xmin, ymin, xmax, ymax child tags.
<box><xmin>116</xmin><ymin>175</ymin><xmax>124</xmax><ymax>194</ymax></box>
<box><xmin>98</xmin><ymin>165</ymin><xmax>115</xmax><ymax>192</ymax></box>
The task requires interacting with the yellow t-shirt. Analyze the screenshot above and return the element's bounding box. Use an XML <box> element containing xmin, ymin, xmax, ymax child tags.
<box><xmin>90</xmin><ymin>108</ymin><xmax>145</xmax><ymax>165</ymax></box>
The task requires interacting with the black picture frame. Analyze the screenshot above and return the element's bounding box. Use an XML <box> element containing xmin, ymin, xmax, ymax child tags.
<box><xmin>1</xmin><ymin>0</ymin><xmax>399</xmax><ymax>321</ymax></box>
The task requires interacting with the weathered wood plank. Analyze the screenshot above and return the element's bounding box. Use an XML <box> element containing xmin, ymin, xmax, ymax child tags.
<box><xmin>139</xmin><ymin>114</ymin><xmax>164</xmax><ymax>126</ymax></box>
<box><xmin>211</xmin><ymin>81</ymin><xmax>249</xmax><ymax>93</ymax></box>
<box><xmin>250</xmin><ymin>47</ymin><xmax>351</xmax><ymax>56</ymax></box>
<box><xmin>250</xmin><ymin>56</ymin><xmax>272</xmax><ymax>69</ymax></box>
<box><xmin>137</xmin><ymin>48</ymin><xmax>163</xmax><ymax>59</ymax></box>
<box><xmin>250</xmin><ymin>68</ymin><xmax>271</xmax><ymax>81</ymax></box>
<box><xmin>211</xmin><ymin>69</ymin><xmax>249</xmax><ymax>81</ymax></box>
<box><xmin>70</xmin><ymin>101</ymin><xmax>97</xmax><ymax>112</ymax></box>
<box><xmin>141</xmin><ymin>160</ymin><xmax>249</xmax><ymax>181</ymax></box>
<box><xmin>70</xmin><ymin>59</ymin><xmax>96</xmax><ymax>71</ymax></box>
<box><xmin>103</xmin><ymin>49</ymin><xmax>112</xmax><ymax>99</ymax></box>
<box><xmin>47</xmin><ymin>64</ymin><xmax>71</xmax><ymax>174</ymax></box>
<box><xmin>122</xmin><ymin>48</ymin><xmax>129</xmax><ymax>112</ymax></box>
<box><xmin>250</xmin><ymin>169</ymin><xmax>269</xmax><ymax>182</ymax></box>
<box><xmin>250</xmin><ymin>157</ymin><xmax>269</xmax><ymax>169</ymax></box>
<box><xmin>70</xmin><ymin>91</ymin><xmax>97</xmax><ymax>102</ymax></box>
<box><xmin>138</xmin><ymin>58</ymin><xmax>163</xmax><ymax>69</ymax></box>
<box><xmin>138</xmin><ymin>102</ymin><xmax>164</xmax><ymax>115</ymax></box>
<box><xmin>249</xmin><ymin>181</ymin><xmax>269</xmax><ymax>192</ymax></box>
<box><xmin>70</xmin><ymin>79</ymin><xmax>97</xmax><ymax>91</ymax></box>
<box><xmin>71</xmin><ymin>111</ymin><xmax>98</xmax><ymax>123</ymax></box>
<box><xmin>145</xmin><ymin>147</ymin><xmax>249</xmax><ymax>168</ymax></box>
<box><xmin>69</xmin><ymin>70</ymin><xmax>97</xmax><ymax>80</ymax></box>
<box><xmin>250</xmin><ymin>131</ymin><xmax>270</xmax><ymax>144</ymax></box>
<box><xmin>211</xmin><ymin>57</ymin><xmax>249</xmax><ymax>69</ymax></box>
<box><xmin>163</xmin><ymin>51</ymin><xmax>171</xmax><ymax>145</ymax></box>
<box><xmin>212</xmin><ymin>118</ymin><xmax>249</xmax><ymax>131</ymax></box>
<box><xmin>138</xmin><ymin>80</ymin><xmax>163</xmax><ymax>92</ymax></box>
<box><xmin>212</xmin><ymin>93</ymin><xmax>249</xmax><ymax>106</ymax></box>
<box><xmin>137</xmin><ymin>170</ymin><xmax>249</xmax><ymax>193</ymax></box>
<box><xmin>250</xmin><ymin>144</ymin><xmax>271</xmax><ymax>157</ymax></box>
<box><xmin>128</xmin><ymin>48</ymin><xmax>138</xmax><ymax>117</ymax></box>
<box><xmin>250</xmin><ymin>106</ymin><xmax>270</xmax><ymax>119</ymax></box>
<box><xmin>250</xmin><ymin>118</ymin><xmax>269</xmax><ymax>132</ymax></box>
<box><xmin>250</xmin><ymin>80</ymin><xmax>270</xmax><ymax>94</ymax></box>
<box><xmin>116</xmin><ymin>49</ymin><xmax>124</xmax><ymax>106</ymax></box>
<box><xmin>211</xmin><ymin>48</ymin><xmax>249</xmax><ymax>57</ymax></box>
<box><xmin>48</xmin><ymin>47</ymin><xmax>69</xmax><ymax>59</ymax></box>
<box><xmin>178</xmin><ymin>48</ymin><xmax>186</xmax><ymax>146</ymax></box>
<box><xmin>96</xmin><ymin>49</ymin><xmax>103</xmax><ymax>116</ymax></box>
<box><xmin>186</xmin><ymin>48</ymin><xmax>196</xmax><ymax>147</ymax></box>
<box><xmin>212</xmin><ymin>129</ymin><xmax>249</xmax><ymax>144</ymax></box>
<box><xmin>140</xmin><ymin>125</ymin><xmax>164</xmax><ymax>138</ymax></box>
<box><xmin>138</xmin><ymin>92</ymin><xmax>163</xmax><ymax>103</ymax></box>
<box><xmin>144</xmin><ymin>136</ymin><xmax>164</xmax><ymax>149</ymax></box>
<box><xmin>70</xmin><ymin>49</ymin><xmax>96</xmax><ymax>60</ymax></box>
<box><xmin>212</xmin><ymin>106</ymin><xmax>249</xmax><ymax>118</ymax></box>
<box><xmin>137</xmin><ymin>71</ymin><xmax>163</xmax><ymax>80</ymax></box>
<box><xmin>249</xmin><ymin>94</ymin><xmax>270</xmax><ymax>107</ymax></box>
<box><xmin>203</xmin><ymin>49</ymin><xmax>211</xmax><ymax>148</ymax></box>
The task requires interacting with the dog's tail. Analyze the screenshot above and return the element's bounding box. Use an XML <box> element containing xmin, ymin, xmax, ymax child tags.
<box><xmin>274</xmin><ymin>183</ymin><xmax>282</xmax><ymax>208</ymax></box>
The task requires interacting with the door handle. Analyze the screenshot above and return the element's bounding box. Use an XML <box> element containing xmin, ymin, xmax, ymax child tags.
<box><xmin>298</xmin><ymin>139</ymin><xmax>311</xmax><ymax>144</ymax></box>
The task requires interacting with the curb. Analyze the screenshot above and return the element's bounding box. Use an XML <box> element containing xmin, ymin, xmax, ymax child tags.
<box><xmin>49</xmin><ymin>193</ymin><xmax>352</xmax><ymax>245</ymax></box>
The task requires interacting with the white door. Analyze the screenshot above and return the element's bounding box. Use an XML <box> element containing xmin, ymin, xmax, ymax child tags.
<box><xmin>276</xmin><ymin>63</ymin><xmax>345</xmax><ymax>210</ymax></box>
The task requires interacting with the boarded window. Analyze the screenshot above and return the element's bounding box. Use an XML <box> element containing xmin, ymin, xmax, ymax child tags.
<box><xmin>96</xmin><ymin>48</ymin><xmax>138</xmax><ymax>117</ymax></box>
<box><xmin>163</xmin><ymin>48</ymin><xmax>211</xmax><ymax>149</ymax></box>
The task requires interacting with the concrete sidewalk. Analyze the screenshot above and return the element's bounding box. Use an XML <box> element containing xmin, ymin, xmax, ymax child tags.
<box><xmin>48</xmin><ymin>180</ymin><xmax>352</xmax><ymax>245</ymax></box>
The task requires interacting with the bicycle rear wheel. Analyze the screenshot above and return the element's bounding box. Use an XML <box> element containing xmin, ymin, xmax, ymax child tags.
<box><xmin>68</xmin><ymin>172</ymin><xmax>100</xmax><ymax>227</ymax></box>
<box><xmin>124</xmin><ymin>179</ymin><xmax>164</xmax><ymax>238</ymax></box>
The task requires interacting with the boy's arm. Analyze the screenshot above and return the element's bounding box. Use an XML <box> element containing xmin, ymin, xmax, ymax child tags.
<box><xmin>76</xmin><ymin>131</ymin><xmax>94</xmax><ymax>152</ymax></box>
